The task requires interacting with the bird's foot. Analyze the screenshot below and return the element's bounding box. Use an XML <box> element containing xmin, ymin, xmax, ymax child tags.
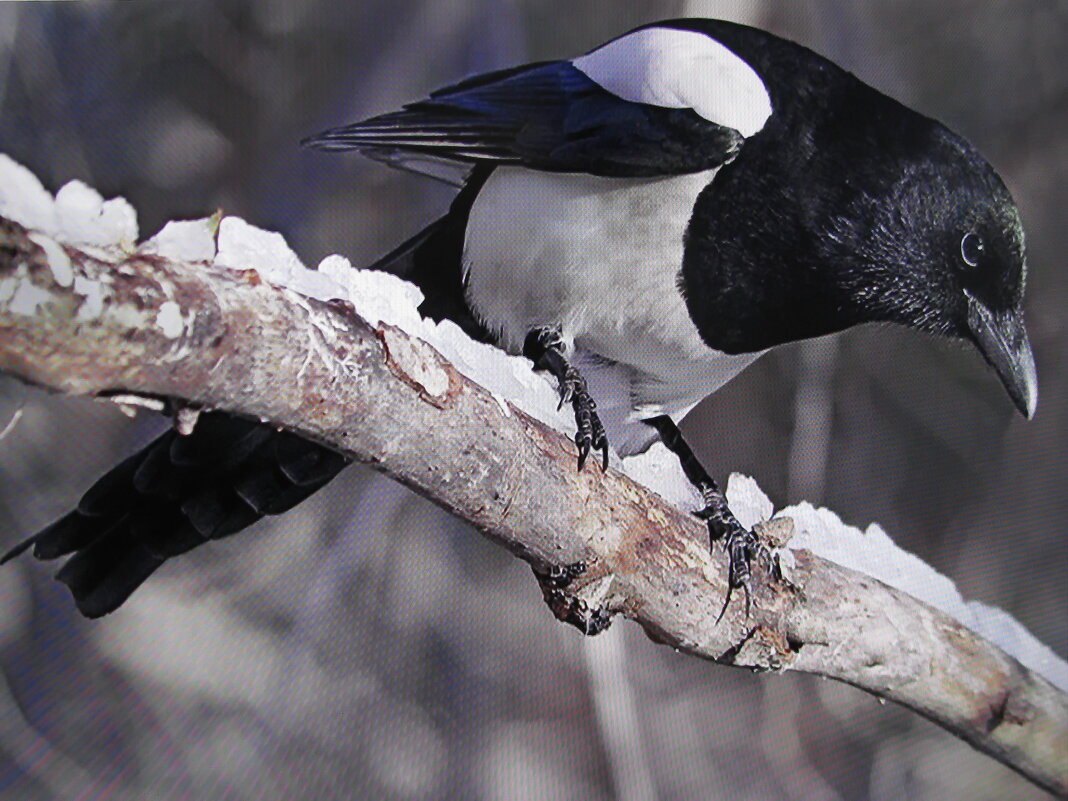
<box><xmin>524</xmin><ymin>326</ymin><xmax>610</xmax><ymax>471</ymax></box>
<box><xmin>694</xmin><ymin>487</ymin><xmax>771</xmax><ymax>619</ymax></box>
<box><xmin>557</xmin><ymin>366</ymin><xmax>608</xmax><ymax>471</ymax></box>
<box><xmin>533</xmin><ymin>560</ymin><xmax>613</xmax><ymax>635</ymax></box>
<box><xmin>541</xmin><ymin>560</ymin><xmax>587</xmax><ymax>589</ymax></box>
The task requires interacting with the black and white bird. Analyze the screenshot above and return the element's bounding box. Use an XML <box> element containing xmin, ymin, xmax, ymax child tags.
<box><xmin>4</xmin><ymin>19</ymin><xmax>1037</xmax><ymax>618</ymax></box>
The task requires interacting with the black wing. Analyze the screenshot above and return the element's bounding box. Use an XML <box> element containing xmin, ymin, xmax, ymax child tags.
<box><xmin>302</xmin><ymin>60</ymin><xmax>743</xmax><ymax>179</ymax></box>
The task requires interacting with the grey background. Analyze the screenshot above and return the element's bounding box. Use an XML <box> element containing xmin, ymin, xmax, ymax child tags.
<box><xmin>0</xmin><ymin>2</ymin><xmax>1064</xmax><ymax>799</ymax></box>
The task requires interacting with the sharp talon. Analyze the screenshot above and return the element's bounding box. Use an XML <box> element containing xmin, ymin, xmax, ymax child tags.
<box><xmin>527</xmin><ymin>330</ymin><xmax>612</xmax><ymax>478</ymax></box>
<box><xmin>576</xmin><ymin>438</ymin><xmax>590</xmax><ymax>470</ymax></box>
<box><xmin>715</xmin><ymin>584</ymin><xmax>733</xmax><ymax>624</ymax></box>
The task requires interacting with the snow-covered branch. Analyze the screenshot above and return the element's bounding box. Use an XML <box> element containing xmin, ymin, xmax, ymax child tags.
<box><xmin>0</xmin><ymin>157</ymin><xmax>1064</xmax><ymax>796</ymax></box>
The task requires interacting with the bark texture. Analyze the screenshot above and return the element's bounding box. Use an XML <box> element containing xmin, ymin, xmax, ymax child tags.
<box><xmin>0</xmin><ymin>216</ymin><xmax>1064</xmax><ymax>796</ymax></box>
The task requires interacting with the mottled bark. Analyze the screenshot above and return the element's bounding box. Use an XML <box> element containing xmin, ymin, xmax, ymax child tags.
<box><xmin>0</xmin><ymin>216</ymin><xmax>1064</xmax><ymax>796</ymax></box>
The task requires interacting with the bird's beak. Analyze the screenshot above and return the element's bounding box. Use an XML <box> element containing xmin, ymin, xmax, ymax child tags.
<box><xmin>965</xmin><ymin>291</ymin><xmax>1038</xmax><ymax>419</ymax></box>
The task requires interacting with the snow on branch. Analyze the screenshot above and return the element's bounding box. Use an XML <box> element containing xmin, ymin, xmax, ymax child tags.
<box><xmin>0</xmin><ymin>155</ymin><xmax>1064</xmax><ymax>796</ymax></box>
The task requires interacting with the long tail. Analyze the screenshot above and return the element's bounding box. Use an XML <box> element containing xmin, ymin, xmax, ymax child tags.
<box><xmin>2</xmin><ymin>413</ymin><xmax>349</xmax><ymax>617</ymax></box>
<box><xmin>4</xmin><ymin>171</ymin><xmax>497</xmax><ymax>618</ymax></box>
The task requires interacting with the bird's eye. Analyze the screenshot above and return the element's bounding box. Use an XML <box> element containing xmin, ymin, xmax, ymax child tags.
<box><xmin>960</xmin><ymin>232</ymin><xmax>984</xmax><ymax>267</ymax></box>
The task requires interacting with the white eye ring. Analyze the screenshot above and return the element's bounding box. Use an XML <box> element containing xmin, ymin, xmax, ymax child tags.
<box><xmin>961</xmin><ymin>232</ymin><xmax>984</xmax><ymax>267</ymax></box>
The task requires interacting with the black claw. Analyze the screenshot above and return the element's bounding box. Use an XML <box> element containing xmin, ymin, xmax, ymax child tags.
<box><xmin>561</xmin><ymin>380</ymin><xmax>576</xmax><ymax>406</ymax></box>
<box><xmin>579</xmin><ymin>606</ymin><xmax>614</xmax><ymax>636</ymax></box>
<box><xmin>535</xmin><ymin>561</ymin><xmax>613</xmax><ymax>635</ymax></box>
<box><xmin>525</xmin><ymin>327</ymin><xmax>612</xmax><ymax>473</ymax></box>
<box><xmin>589</xmin><ymin>410</ymin><xmax>609</xmax><ymax>471</ymax></box>
<box><xmin>576</xmin><ymin>436</ymin><xmax>591</xmax><ymax>471</ymax></box>
<box><xmin>541</xmin><ymin>561</ymin><xmax>587</xmax><ymax>588</ymax></box>
<box><xmin>566</xmin><ymin>374</ymin><xmax>605</xmax><ymax>472</ymax></box>
<box><xmin>645</xmin><ymin>416</ymin><xmax>774</xmax><ymax>623</ymax></box>
<box><xmin>715</xmin><ymin>577</ymin><xmax>753</xmax><ymax>622</ymax></box>
<box><xmin>697</xmin><ymin>499</ymin><xmax>763</xmax><ymax>622</ymax></box>
<box><xmin>715</xmin><ymin>584</ymin><xmax>733</xmax><ymax>624</ymax></box>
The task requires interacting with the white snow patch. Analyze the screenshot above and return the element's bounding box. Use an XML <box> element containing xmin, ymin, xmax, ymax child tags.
<box><xmin>0</xmin><ymin>155</ymin><xmax>59</xmax><ymax>234</ymax></box>
<box><xmin>207</xmin><ymin>225</ymin><xmax>567</xmax><ymax>429</ymax></box>
<box><xmin>312</xmin><ymin>262</ymin><xmax>573</xmax><ymax>433</ymax></box>
<box><xmin>778</xmin><ymin>501</ymin><xmax>1068</xmax><ymax>690</ymax></box>
<box><xmin>966</xmin><ymin>601</ymin><xmax>1068</xmax><ymax>692</ymax></box>
<box><xmin>725</xmin><ymin>473</ymin><xmax>775</xmax><ymax>530</ymax></box>
<box><xmin>324</xmin><ymin>257</ymin><xmax>424</xmax><ymax>330</ymax></box>
<box><xmin>73</xmin><ymin>275</ymin><xmax>106</xmax><ymax>321</ymax></box>
<box><xmin>27</xmin><ymin>233</ymin><xmax>73</xmax><ymax>287</ymax></box>
<box><xmin>143</xmin><ymin>218</ymin><xmax>218</xmax><ymax>262</ymax></box>
<box><xmin>156</xmin><ymin>301</ymin><xmax>184</xmax><ymax>338</ymax></box>
<box><xmin>424</xmin><ymin>316</ymin><xmax>572</xmax><ymax>434</ymax></box>
<box><xmin>0</xmin><ymin>155</ymin><xmax>136</xmax><ymax>250</ymax></box>
<box><xmin>620</xmin><ymin>443</ymin><xmax>702</xmax><ymax>510</ymax></box>
<box><xmin>781</xmin><ymin>502</ymin><xmax>967</xmax><ymax>618</ymax></box>
<box><xmin>491</xmin><ymin>391</ymin><xmax>512</xmax><ymax>418</ymax></box>
<box><xmin>7</xmin><ymin>280</ymin><xmax>54</xmax><ymax>316</ymax></box>
<box><xmin>214</xmin><ymin>217</ymin><xmax>344</xmax><ymax>301</ymax></box>
<box><xmin>54</xmin><ymin>180</ymin><xmax>138</xmax><ymax>247</ymax></box>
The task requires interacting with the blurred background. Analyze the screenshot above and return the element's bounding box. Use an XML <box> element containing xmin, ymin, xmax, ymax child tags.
<box><xmin>0</xmin><ymin>1</ymin><xmax>1064</xmax><ymax>799</ymax></box>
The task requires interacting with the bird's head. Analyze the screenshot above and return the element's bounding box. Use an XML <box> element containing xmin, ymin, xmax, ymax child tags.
<box><xmin>839</xmin><ymin>124</ymin><xmax>1037</xmax><ymax>418</ymax></box>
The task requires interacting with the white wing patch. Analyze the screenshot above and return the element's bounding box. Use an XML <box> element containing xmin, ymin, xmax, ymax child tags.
<box><xmin>572</xmin><ymin>26</ymin><xmax>772</xmax><ymax>138</ymax></box>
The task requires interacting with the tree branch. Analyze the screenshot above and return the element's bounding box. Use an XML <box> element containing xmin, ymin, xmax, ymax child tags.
<box><xmin>0</xmin><ymin>215</ymin><xmax>1064</xmax><ymax>796</ymax></box>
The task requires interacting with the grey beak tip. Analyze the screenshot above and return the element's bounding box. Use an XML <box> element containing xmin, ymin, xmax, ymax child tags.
<box><xmin>965</xmin><ymin>293</ymin><xmax>1038</xmax><ymax>420</ymax></box>
<box><xmin>1012</xmin><ymin>330</ymin><xmax>1038</xmax><ymax>420</ymax></box>
<box><xmin>1021</xmin><ymin>363</ymin><xmax>1038</xmax><ymax>420</ymax></box>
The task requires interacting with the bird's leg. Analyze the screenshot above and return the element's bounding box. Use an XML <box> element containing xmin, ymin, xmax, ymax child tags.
<box><xmin>646</xmin><ymin>415</ymin><xmax>768</xmax><ymax>617</ymax></box>
<box><xmin>524</xmin><ymin>327</ymin><xmax>609</xmax><ymax>471</ymax></box>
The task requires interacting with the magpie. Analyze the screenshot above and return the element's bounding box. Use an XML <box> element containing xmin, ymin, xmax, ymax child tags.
<box><xmin>3</xmin><ymin>19</ymin><xmax>1037</xmax><ymax>619</ymax></box>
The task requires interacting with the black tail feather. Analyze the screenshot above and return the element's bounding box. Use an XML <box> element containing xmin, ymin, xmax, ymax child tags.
<box><xmin>76</xmin><ymin>547</ymin><xmax>166</xmax><ymax>619</ymax></box>
<box><xmin>274</xmin><ymin>430</ymin><xmax>351</xmax><ymax>486</ymax></box>
<box><xmin>78</xmin><ymin>449</ymin><xmax>145</xmax><ymax>516</ymax></box>
<box><xmin>58</xmin><ymin>528</ymin><xmax>167</xmax><ymax>619</ymax></box>
<box><xmin>55</xmin><ymin>522</ymin><xmax>145</xmax><ymax>600</ymax></box>
<box><xmin>180</xmin><ymin>483</ymin><xmax>262</xmax><ymax>539</ymax></box>
<box><xmin>4</xmin><ymin>412</ymin><xmax>351</xmax><ymax>616</ymax></box>
<box><xmin>27</xmin><ymin>511</ymin><xmax>94</xmax><ymax>560</ymax></box>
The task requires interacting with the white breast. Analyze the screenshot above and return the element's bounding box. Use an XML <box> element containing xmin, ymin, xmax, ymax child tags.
<box><xmin>462</xmin><ymin>167</ymin><xmax>763</xmax><ymax>453</ymax></box>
